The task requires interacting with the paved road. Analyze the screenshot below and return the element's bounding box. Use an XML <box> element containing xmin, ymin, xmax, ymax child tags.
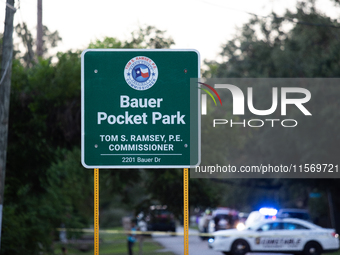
<box><xmin>152</xmin><ymin>227</ymin><xmax>221</xmax><ymax>255</ymax></box>
<box><xmin>152</xmin><ymin>227</ymin><xmax>290</xmax><ymax>255</ymax></box>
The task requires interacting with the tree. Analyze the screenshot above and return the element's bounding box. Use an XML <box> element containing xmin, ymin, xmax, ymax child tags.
<box><xmin>15</xmin><ymin>23</ymin><xmax>62</xmax><ymax>66</ymax></box>
<box><xmin>202</xmin><ymin>0</ymin><xmax>340</xmax><ymax>229</ymax></box>
<box><xmin>3</xmin><ymin>25</ymin><xmax>216</xmax><ymax>254</ymax></box>
<box><xmin>204</xmin><ymin>1</ymin><xmax>340</xmax><ymax>78</ymax></box>
<box><xmin>88</xmin><ymin>25</ymin><xmax>174</xmax><ymax>49</ymax></box>
<box><xmin>125</xmin><ymin>25</ymin><xmax>175</xmax><ymax>49</ymax></box>
<box><xmin>2</xmin><ymin>51</ymin><xmax>85</xmax><ymax>254</ymax></box>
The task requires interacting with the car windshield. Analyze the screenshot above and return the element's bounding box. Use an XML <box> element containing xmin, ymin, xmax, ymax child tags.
<box><xmin>247</xmin><ymin>221</ymin><xmax>264</xmax><ymax>231</ymax></box>
<box><xmin>247</xmin><ymin>220</ymin><xmax>319</xmax><ymax>231</ymax></box>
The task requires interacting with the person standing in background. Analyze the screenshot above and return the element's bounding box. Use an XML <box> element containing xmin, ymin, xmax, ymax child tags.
<box><xmin>127</xmin><ymin>221</ymin><xmax>137</xmax><ymax>255</ymax></box>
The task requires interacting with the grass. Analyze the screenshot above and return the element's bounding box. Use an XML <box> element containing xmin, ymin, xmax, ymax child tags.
<box><xmin>53</xmin><ymin>227</ymin><xmax>176</xmax><ymax>255</ymax></box>
<box><xmin>328</xmin><ymin>251</ymin><xmax>340</xmax><ymax>255</ymax></box>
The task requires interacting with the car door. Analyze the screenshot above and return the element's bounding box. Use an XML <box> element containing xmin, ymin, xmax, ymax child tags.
<box><xmin>253</xmin><ymin>221</ymin><xmax>308</xmax><ymax>252</ymax></box>
<box><xmin>280</xmin><ymin>222</ymin><xmax>309</xmax><ymax>251</ymax></box>
<box><xmin>252</xmin><ymin>222</ymin><xmax>286</xmax><ymax>252</ymax></box>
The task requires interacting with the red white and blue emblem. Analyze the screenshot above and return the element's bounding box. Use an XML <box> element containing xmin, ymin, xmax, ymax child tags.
<box><xmin>124</xmin><ymin>56</ymin><xmax>158</xmax><ymax>90</ymax></box>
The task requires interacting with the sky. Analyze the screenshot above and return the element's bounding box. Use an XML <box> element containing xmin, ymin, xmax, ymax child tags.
<box><xmin>1</xmin><ymin>0</ymin><xmax>339</xmax><ymax>63</ymax></box>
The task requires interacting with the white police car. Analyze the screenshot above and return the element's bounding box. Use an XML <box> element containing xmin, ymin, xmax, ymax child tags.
<box><xmin>209</xmin><ymin>218</ymin><xmax>339</xmax><ymax>255</ymax></box>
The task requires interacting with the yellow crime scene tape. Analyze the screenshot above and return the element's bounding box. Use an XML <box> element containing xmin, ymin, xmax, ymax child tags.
<box><xmin>56</xmin><ymin>227</ymin><xmax>339</xmax><ymax>239</ymax></box>
<box><xmin>56</xmin><ymin>228</ymin><xmax>214</xmax><ymax>237</ymax></box>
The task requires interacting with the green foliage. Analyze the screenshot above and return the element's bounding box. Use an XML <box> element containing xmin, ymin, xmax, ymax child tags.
<box><xmin>99</xmin><ymin>168</ymin><xmax>142</xmax><ymax>227</ymax></box>
<box><xmin>15</xmin><ymin>22</ymin><xmax>62</xmax><ymax>66</ymax></box>
<box><xmin>142</xmin><ymin>169</ymin><xmax>221</xmax><ymax>217</ymax></box>
<box><xmin>88</xmin><ymin>25</ymin><xmax>174</xmax><ymax>49</ymax></box>
<box><xmin>3</xmin><ymin>48</ymin><xmax>84</xmax><ymax>254</ymax></box>
<box><xmin>143</xmin><ymin>169</ymin><xmax>184</xmax><ymax>217</ymax></box>
<box><xmin>2</xmin><ymin>148</ymin><xmax>92</xmax><ymax>255</ymax></box>
<box><xmin>15</xmin><ymin>23</ymin><xmax>35</xmax><ymax>67</ymax></box>
<box><xmin>2</xmin><ymin>24</ymin><xmax>181</xmax><ymax>254</ymax></box>
<box><xmin>202</xmin><ymin>0</ymin><xmax>340</xmax><ymax>229</ymax></box>
<box><xmin>204</xmin><ymin>2</ymin><xmax>340</xmax><ymax>78</ymax></box>
<box><xmin>44</xmin><ymin>148</ymin><xmax>93</xmax><ymax>232</ymax></box>
<box><xmin>88</xmin><ymin>37</ymin><xmax>123</xmax><ymax>49</ymax></box>
<box><xmin>125</xmin><ymin>25</ymin><xmax>175</xmax><ymax>49</ymax></box>
<box><xmin>42</xmin><ymin>25</ymin><xmax>62</xmax><ymax>54</ymax></box>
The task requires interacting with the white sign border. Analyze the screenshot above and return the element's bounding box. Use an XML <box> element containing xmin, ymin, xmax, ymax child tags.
<box><xmin>81</xmin><ymin>49</ymin><xmax>201</xmax><ymax>169</ymax></box>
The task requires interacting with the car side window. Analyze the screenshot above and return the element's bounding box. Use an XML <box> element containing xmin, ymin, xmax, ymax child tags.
<box><xmin>283</xmin><ymin>222</ymin><xmax>309</xmax><ymax>230</ymax></box>
<box><xmin>258</xmin><ymin>222</ymin><xmax>283</xmax><ymax>231</ymax></box>
<box><xmin>258</xmin><ymin>223</ymin><xmax>270</xmax><ymax>231</ymax></box>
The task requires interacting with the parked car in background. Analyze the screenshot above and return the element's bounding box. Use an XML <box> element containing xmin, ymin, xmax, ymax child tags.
<box><xmin>198</xmin><ymin>207</ymin><xmax>240</xmax><ymax>238</ymax></box>
<box><xmin>208</xmin><ymin>208</ymin><xmax>239</xmax><ymax>233</ymax></box>
<box><xmin>145</xmin><ymin>205</ymin><xmax>176</xmax><ymax>233</ymax></box>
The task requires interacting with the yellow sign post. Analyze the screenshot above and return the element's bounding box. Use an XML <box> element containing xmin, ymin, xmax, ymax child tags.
<box><xmin>93</xmin><ymin>168</ymin><xmax>189</xmax><ymax>255</ymax></box>
<box><xmin>94</xmin><ymin>168</ymin><xmax>99</xmax><ymax>255</ymax></box>
<box><xmin>184</xmin><ymin>168</ymin><xmax>189</xmax><ymax>255</ymax></box>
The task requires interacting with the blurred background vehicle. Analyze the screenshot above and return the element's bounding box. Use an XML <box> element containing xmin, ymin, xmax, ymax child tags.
<box><xmin>235</xmin><ymin>212</ymin><xmax>250</xmax><ymax>230</ymax></box>
<box><xmin>277</xmin><ymin>208</ymin><xmax>311</xmax><ymax>221</ymax></box>
<box><xmin>145</xmin><ymin>205</ymin><xmax>176</xmax><ymax>233</ymax></box>
<box><xmin>208</xmin><ymin>208</ymin><xmax>239</xmax><ymax>233</ymax></box>
<box><xmin>198</xmin><ymin>207</ymin><xmax>240</xmax><ymax>238</ymax></box>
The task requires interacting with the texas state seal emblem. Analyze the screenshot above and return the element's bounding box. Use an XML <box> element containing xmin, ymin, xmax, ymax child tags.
<box><xmin>124</xmin><ymin>56</ymin><xmax>158</xmax><ymax>90</ymax></box>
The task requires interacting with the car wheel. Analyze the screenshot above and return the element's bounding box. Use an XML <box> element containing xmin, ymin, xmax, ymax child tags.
<box><xmin>303</xmin><ymin>242</ymin><xmax>322</xmax><ymax>255</ymax></box>
<box><xmin>231</xmin><ymin>239</ymin><xmax>250</xmax><ymax>255</ymax></box>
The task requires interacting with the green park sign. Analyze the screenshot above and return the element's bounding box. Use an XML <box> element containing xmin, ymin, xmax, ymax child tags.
<box><xmin>81</xmin><ymin>49</ymin><xmax>200</xmax><ymax>168</ymax></box>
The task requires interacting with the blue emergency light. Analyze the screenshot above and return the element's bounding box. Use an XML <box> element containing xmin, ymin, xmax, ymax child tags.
<box><xmin>259</xmin><ymin>207</ymin><xmax>278</xmax><ymax>216</ymax></box>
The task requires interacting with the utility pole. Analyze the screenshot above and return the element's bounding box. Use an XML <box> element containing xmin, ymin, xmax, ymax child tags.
<box><xmin>0</xmin><ymin>0</ymin><xmax>16</xmax><ymax>249</ymax></box>
<box><xmin>36</xmin><ymin>0</ymin><xmax>43</xmax><ymax>57</ymax></box>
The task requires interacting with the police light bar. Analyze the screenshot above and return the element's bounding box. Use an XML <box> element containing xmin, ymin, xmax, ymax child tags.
<box><xmin>259</xmin><ymin>207</ymin><xmax>278</xmax><ymax>216</ymax></box>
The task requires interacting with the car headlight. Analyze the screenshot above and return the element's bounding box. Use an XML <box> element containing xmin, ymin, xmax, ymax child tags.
<box><xmin>236</xmin><ymin>222</ymin><xmax>245</xmax><ymax>230</ymax></box>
